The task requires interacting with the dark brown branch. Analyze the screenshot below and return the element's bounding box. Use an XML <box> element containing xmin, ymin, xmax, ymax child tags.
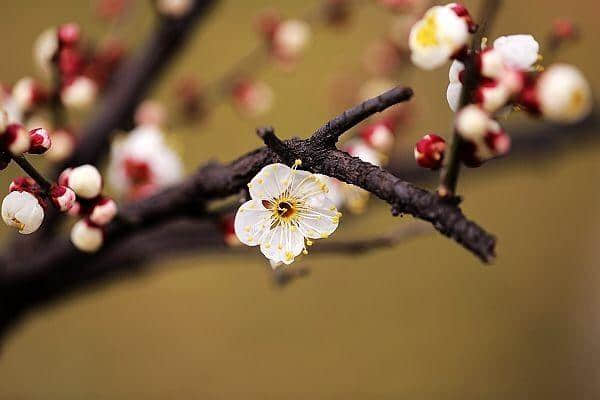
<box><xmin>10</xmin><ymin>155</ymin><xmax>53</xmax><ymax>193</ymax></box>
<box><xmin>0</xmin><ymin>85</ymin><xmax>495</xmax><ymax>340</ymax></box>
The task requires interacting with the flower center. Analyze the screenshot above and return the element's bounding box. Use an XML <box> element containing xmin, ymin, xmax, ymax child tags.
<box><xmin>263</xmin><ymin>198</ymin><xmax>299</xmax><ymax>222</ymax></box>
<box><xmin>416</xmin><ymin>14</ymin><xmax>439</xmax><ymax>47</ymax></box>
<box><xmin>277</xmin><ymin>201</ymin><xmax>295</xmax><ymax>218</ymax></box>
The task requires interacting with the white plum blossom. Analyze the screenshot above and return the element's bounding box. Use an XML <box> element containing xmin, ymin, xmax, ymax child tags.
<box><xmin>2</xmin><ymin>191</ymin><xmax>44</xmax><ymax>234</ymax></box>
<box><xmin>446</xmin><ymin>35</ymin><xmax>540</xmax><ymax>112</ymax></box>
<box><xmin>70</xmin><ymin>219</ymin><xmax>103</xmax><ymax>253</ymax></box>
<box><xmin>108</xmin><ymin>125</ymin><xmax>183</xmax><ymax>198</ymax></box>
<box><xmin>536</xmin><ymin>64</ymin><xmax>592</xmax><ymax>123</ymax></box>
<box><xmin>234</xmin><ymin>161</ymin><xmax>341</xmax><ymax>265</ymax></box>
<box><xmin>493</xmin><ymin>35</ymin><xmax>540</xmax><ymax>71</ymax></box>
<box><xmin>409</xmin><ymin>5</ymin><xmax>470</xmax><ymax>70</ymax></box>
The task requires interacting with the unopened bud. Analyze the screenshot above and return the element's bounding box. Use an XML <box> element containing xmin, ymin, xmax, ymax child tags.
<box><xmin>455</xmin><ymin>105</ymin><xmax>490</xmax><ymax>142</ymax></box>
<box><xmin>360</xmin><ymin>121</ymin><xmax>395</xmax><ymax>153</ymax></box>
<box><xmin>46</xmin><ymin>129</ymin><xmax>75</xmax><ymax>162</ymax></box>
<box><xmin>13</xmin><ymin>77</ymin><xmax>47</xmax><ymax>111</ymax></box>
<box><xmin>70</xmin><ymin>219</ymin><xmax>104</xmax><ymax>253</ymax></box>
<box><xmin>89</xmin><ymin>197</ymin><xmax>118</xmax><ymax>226</ymax></box>
<box><xmin>156</xmin><ymin>0</ymin><xmax>193</xmax><ymax>18</ymax></box>
<box><xmin>414</xmin><ymin>133</ymin><xmax>446</xmax><ymax>170</ymax></box>
<box><xmin>28</xmin><ymin>127</ymin><xmax>51</xmax><ymax>154</ymax></box>
<box><xmin>50</xmin><ymin>185</ymin><xmax>76</xmax><ymax>212</ymax></box>
<box><xmin>58</xmin><ymin>23</ymin><xmax>81</xmax><ymax>47</ymax></box>
<box><xmin>3</xmin><ymin>123</ymin><xmax>30</xmax><ymax>155</ymax></box>
<box><xmin>61</xmin><ymin>77</ymin><xmax>98</xmax><ymax>110</ymax></box>
<box><xmin>67</xmin><ymin>164</ymin><xmax>103</xmax><ymax>199</ymax></box>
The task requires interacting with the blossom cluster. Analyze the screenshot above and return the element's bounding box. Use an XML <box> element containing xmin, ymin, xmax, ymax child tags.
<box><xmin>410</xmin><ymin>3</ymin><xmax>592</xmax><ymax>170</ymax></box>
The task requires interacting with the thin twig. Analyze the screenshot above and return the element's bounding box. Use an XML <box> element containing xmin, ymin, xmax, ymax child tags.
<box><xmin>10</xmin><ymin>155</ymin><xmax>53</xmax><ymax>193</ymax></box>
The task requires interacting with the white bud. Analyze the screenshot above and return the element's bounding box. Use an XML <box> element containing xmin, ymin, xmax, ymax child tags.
<box><xmin>2</xmin><ymin>191</ymin><xmax>44</xmax><ymax>234</ymax></box>
<box><xmin>455</xmin><ymin>105</ymin><xmax>490</xmax><ymax>141</ymax></box>
<box><xmin>70</xmin><ymin>219</ymin><xmax>103</xmax><ymax>253</ymax></box>
<box><xmin>478</xmin><ymin>83</ymin><xmax>511</xmax><ymax>113</ymax></box>
<box><xmin>156</xmin><ymin>0</ymin><xmax>193</xmax><ymax>17</ymax></box>
<box><xmin>536</xmin><ymin>64</ymin><xmax>592</xmax><ymax>123</ymax></box>
<box><xmin>68</xmin><ymin>164</ymin><xmax>103</xmax><ymax>199</ymax></box>
<box><xmin>89</xmin><ymin>198</ymin><xmax>118</xmax><ymax>226</ymax></box>
<box><xmin>273</xmin><ymin>19</ymin><xmax>311</xmax><ymax>58</ymax></box>
<box><xmin>33</xmin><ymin>27</ymin><xmax>58</xmax><ymax>77</ymax></box>
<box><xmin>61</xmin><ymin>77</ymin><xmax>98</xmax><ymax>110</ymax></box>
<box><xmin>13</xmin><ymin>77</ymin><xmax>37</xmax><ymax>111</ymax></box>
<box><xmin>46</xmin><ymin>129</ymin><xmax>75</xmax><ymax>162</ymax></box>
<box><xmin>5</xmin><ymin>124</ymin><xmax>31</xmax><ymax>155</ymax></box>
<box><xmin>493</xmin><ymin>34</ymin><xmax>539</xmax><ymax>71</ymax></box>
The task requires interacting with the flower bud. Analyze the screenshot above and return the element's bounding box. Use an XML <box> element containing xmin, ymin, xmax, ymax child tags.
<box><xmin>68</xmin><ymin>201</ymin><xmax>81</xmax><ymax>217</ymax></box>
<box><xmin>12</xmin><ymin>77</ymin><xmax>47</xmax><ymax>111</ymax></box>
<box><xmin>89</xmin><ymin>197</ymin><xmax>118</xmax><ymax>226</ymax></box>
<box><xmin>231</xmin><ymin>79</ymin><xmax>274</xmax><ymax>117</ymax></box>
<box><xmin>67</xmin><ymin>164</ymin><xmax>103</xmax><ymax>199</ymax></box>
<box><xmin>28</xmin><ymin>127</ymin><xmax>51</xmax><ymax>154</ymax></box>
<box><xmin>3</xmin><ymin>124</ymin><xmax>30</xmax><ymax>155</ymax></box>
<box><xmin>475</xmin><ymin>81</ymin><xmax>511</xmax><ymax>113</ymax></box>
<box><xmin>70</xmin><ymin>219</ymin><xmax>103</xmax><ymax>253</ymax></box>
<box><xmin>455</xmin><ymin>105</ymin><xmax>490</xmax><ymax>142</ymax></box>
<box><xmin>344</xmin><ymin>139</ymin><xmax>382</xmax><ymax>166</ymax></box>
<box><xmin>61</xmin><ymin>77</ymin><xmax>98</xmax><ymax>109</ymax></box>
<box><xmin>2</xmin><ymin>190</ymin><xmax>44</xmax><ymax>234</ymax></box>
<box><xmin>414</xmin><ymin>133</ymin><xmax>446</xmax><ymax>170</ymax></box>
<box><xmin>58</xmin><ymin>167</ymin><xmax>72</xmax><ymax>187</ymax></box>
<box><xmin>460</xmin><ymin>119</ymin><xmax>511</xmax><ymax>167</ymax></box>
<box><xmin>220</xmin><ymin>214</ymin><xmax>241</xmax><ymax>247</ymax></box>
<box><xmin>134</xmin><ymin>100</ymin><xmax>167</xmax><ymax>127</ymax></box>
<box><xmin>33</xmin><ymin>28</ymin><xmax>59</xmax><ymax>77</ymax></box>
<box><xmin>272</xmin><ymin>19</ymin><xmax>311</xmax><ymax>60</ymax></box>
<box><xmin>479</xmin><ymin>48</ymin><xmax>504</xmax><ymax>79</ymax></box>
<box><xmin>46</xmin><ymin>129</ymin><xmax>75</xmax><ymax>162</ymax></box>
<box><xmin>9</xmin><ymin>176</ymin><xmax>39</xmax><ymax>194</ymax></box>
<box><xmin>50</xmin><ymin>185</ymin><xmax>76</xmax><ymax>212</ymax></box>
<box><xmin>536</xmin><ymin>64</ymin><xmax>592</xmax><ymax>123</ymax></box>
<box><xmin>156</xmin><ymin>0</ymin><xmax>193</xmax><ymax>18</ymax></box>
<box><xmin>360</xmin><ymin>121</ymin><xmax>395</xmax><ymax>153</ymax></box>
<box><xmin>58</xmin><ymin>23</ymin><xmax>80</xmax><ymax>47</ymax></box>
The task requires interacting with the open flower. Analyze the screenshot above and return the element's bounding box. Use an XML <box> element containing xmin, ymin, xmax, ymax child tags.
<box><xmin>409</xmin><ymin>4</ymin><xmax>470</xmax><ymax>70</ymax></box>
<box><xmin>108</xmin><ymin>125</ymin><xmax>183</xmax><ymax>199</ymax></box>
<box><xmin>2</xmin><ymin>190</ymin><xmax>44</xmax><ymax>234</ymax></box>
<box><xmin>234</xmin><ymin>161</ymin><xmax>340</xmax><ymax>265</ymax></box>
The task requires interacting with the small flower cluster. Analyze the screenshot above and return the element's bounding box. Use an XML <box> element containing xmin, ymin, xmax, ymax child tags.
<box><xmin>34</xmin><ymin>23</ymin><xmax>124</xmax><ymax>109</ymax></box>
<box><xmin>59</xmin><ymin>165</ymin><xmax>118</xmax><ymax>252</ymax></box>
<box><xmin>256</xmin><ymin>10</ymin><xmax>311</xmax><ymax>68</ymax></box>
<box><xmin>234</xmin><ymin>160</ymin><xmax>340</xmax><ymax>266</ymax></box>
<box><xmin>0</xmin><ymin>118</ymin><xmax>51</xmax><ymax>168</ymax></box>
<box><xmin>108</xmin><ymin>105</ymin><xmax>183</xmax><ymax>200</ymax></box>
<box><xmin>411</xmin><ymin>3</ymin><xmax>592</xmax><ymax>170</ymax></box>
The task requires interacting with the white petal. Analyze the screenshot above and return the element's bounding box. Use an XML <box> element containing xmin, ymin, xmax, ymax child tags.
<box><xmin>234</xmin><ymin>199</ymin><xmax>272</xmax><ymax>246</ymax></box>
<box><xmin>297</xmin><ymin>195</ymin><xmax>340</xmax><ymax>240</ymax></box>
<box><xmin>493</xmin><ymin>34</ymin><xmax>539</xmax><ymax>70</ymax></box>
<box><xmin>447</xmin><ymin>82</ymin><xmax>463</xmax><ymax>112</ymax></box>
<box><xmin>259</xmin><ymin>224</ymin><xmax>305</xmax><ymax>265</ymax></box>
<box><xmin>248</xmin><ymin>163</ymin><xmax>291</xmax><ymax>200</ymax></box>
<box><xmin>448</xmin><ymin>60</ymin><xmax>465</xmax><ymax>83</ymax></box>
<box><xmin>2</xmin><ymin>191</ymin><xmax>44</xmax><ymax>234</ymax></box>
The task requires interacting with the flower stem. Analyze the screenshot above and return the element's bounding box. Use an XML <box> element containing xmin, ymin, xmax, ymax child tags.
<box><xmin>11</xmin><ymin>155</ymin><xmax>53</xmax><ymax>193</ymax></box>
<box><xmin>437</xmin><ymin>0</ymin><xmax>503</xmax><ymax>198</ymax></box>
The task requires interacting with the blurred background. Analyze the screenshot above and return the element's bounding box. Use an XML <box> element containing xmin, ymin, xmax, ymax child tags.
<box><xmin>0</xmin><ymin>0</ymin><xmax>599</xmax><ymax>398</ymax></box>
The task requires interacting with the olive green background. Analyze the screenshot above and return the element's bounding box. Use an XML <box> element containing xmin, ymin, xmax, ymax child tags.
<box><xmin>0</xmin><ymin>0</ymin><xmax>599</xmax><ymax>398</ymax></box>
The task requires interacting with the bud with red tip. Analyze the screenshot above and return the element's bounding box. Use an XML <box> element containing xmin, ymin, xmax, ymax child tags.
<box><xmin>70</xmin><ymin>219</ymin><xmax>104</xmax><ymax>253</ymax></box>
<box><xmin>360</xmin><ymin>121</ymin><xmax>395</xmax><ymax>153</ymax></box>
<box><xmin>272</xmin><ymin>19</ymin><xmax>311</xmax><ymax>62</ymax></box>
<box><xmin>551</xmin><ymin>19</ymin><xmax>578</xmax><ymax>42</ymax></box>
<box><xmin>3</xmin><ymin>124</ymin><xmax>30</xmax><ymax>155</ymax></box>
<box><xmin>459</xmin><ymin>118</ymin><xmax>511</xmax><ymax>167</ymax></box>
<box><xmin>89</xmin><ymin>197</ymin><xmax>118</xmax><ymax>226</ymax></box>
<box><xmin>12</xmin><ymin>77</ymin><xmax>48</xmax><ymax>111</ymax></box>
<box><xmin>61</xmin><ymin>76</ymin><xmax>98</xmax><ymax>109</ymax></box>
<box><xmin>64</xmin><ymin>164</ymin><xmax>103</xmax><ymax>199</ymax></box>
<box><xmin>50</xmin><ymin>185</ymin><xmax>76</xmax><ymax>212</ymax></box>
<box><xmin>9</xmin><ymin>176</ymin><xmax>40</xmax><ymax>194</ymax></box>
<box><xmin>231</xmin><ymin>79</ymin><xmax>274</xmax><ymax>117</ymax></box>
<box><xmin>448</xmin><ymin>3</ymin><xmax>477</xmax><ymax>33</ymax></box>
<box><xmin>28</xmin><ymin>127</ymin><xmax>51</xmax><ymax>154</ymax></box>
<box><xmin>414</xmin><ymin>134</ymin><xmax>446</xmax><ymax>170</ymax></box>
<box><xmin>474</xmin><ymin>80</ymin><xmax>511</xmax><ymax>113</ymax></box>
<box><xmin>46</xmin><ymin>128</ymin><xmax>76</xmax><ymax>162</ymax></box>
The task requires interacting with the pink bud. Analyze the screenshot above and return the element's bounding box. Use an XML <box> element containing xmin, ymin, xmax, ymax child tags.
<box><xmin>58</xmin><ymin>23</ymin><xmax>81</xmax><ymax>47</ymax></box>
<box><xmin>68</xmin><ymin>201</ymin><xmax>81</xmax><ymax>217</ymax></box>
<box><xmin>9</xmin><ymin>176</ymin><xmax>39</xmax><ymax>194</ymax></box>
<box><xmin>552</xmin><ymin>19</ymin><xmax>577</xmax><ymax>41</ymax></box>
<box><xmin>89</xmin><ymin>197</ymin><xmax>118</xmax><ymax>226</ymax></box>
<box><xmin>231</xmin><ymin>79</ymin><xmax>274</xmax><ymax>117</ymax></box>
<box><xmin>28</xmin><ymin>127</ymin><xmax>52</xmax><ymax>154</ymax></box>
<box><xmin>414</xmin><ymin>134</ymin><xmax>446</xmax><ymax>170</ymax></box>
<box><xmin>360</xmin><ymin>122</ymin><xmax>395</xmax><ymax>153</ymax></box>
<box><xmin>221</xmin><ymin>214</ymin><xmax>242</xmax><ymax>247</ymax></box>
<box><xmin>46</xmin><ymin>129</ymin><xmax>76</xmax><ymax>162</ymax></box>
<box><xmin>448</xmin><ymin>3</ymin><xmax>477</xmax><ymax>33</ymax></box>
<box><xmin>3</xmin><ymin>124</ymin><xmax>30</xmax><ymax>155</ymax></box>
<box><xmin>50</xmin><ymin>185</ymin><xmax>76</xmax><ymax>212</ymax></box>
